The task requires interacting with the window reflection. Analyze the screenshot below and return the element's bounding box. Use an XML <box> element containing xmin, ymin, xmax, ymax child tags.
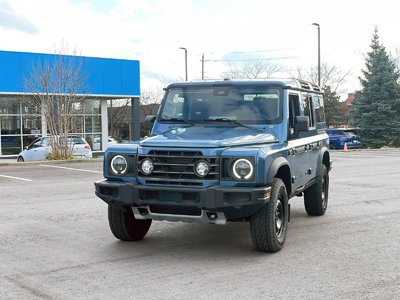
<box><xmin>85</xmin><ymin>116</ymin><xmax>101</xmax><ymax>133</ymax></box>
<box><xmin>1</xmin><ymin>136</ymin><xmax>21</xmax><ymax>155</ymax></box>
<box><xmin>0</xmin><ymin>98</ymin><xmax>20</xmax><ymax>114</ymax></box>
<box><xmin>70</xmin><ymin>116</ymin><xmax>84</xmax><ymax>133</ymax></box>
<box><xmin>1</xmin><ymin>98</ymin><xmax>103</xmax><ymax>155</ymax></box>
<box><xmin>84</xmin><ymin>100</ymin><xmax>101</xmax><ymax>114</ymax></box>
<box><xmin>0</xmin><ymin>116</ymin><xmax>21</xmax><ymax>134</ymax></box>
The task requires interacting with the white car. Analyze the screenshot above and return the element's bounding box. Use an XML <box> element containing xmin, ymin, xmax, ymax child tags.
<box><xmin>93</xmin><ymin>136</ymin><xmax>118</xmax><ymax>151</ymax></box>
<box><xmin>17</xmin><ymin>136</ymin><xmax>92</xmax><ymax>162</ymax></box>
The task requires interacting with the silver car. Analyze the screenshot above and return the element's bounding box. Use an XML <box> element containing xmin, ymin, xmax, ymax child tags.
<box><xmin>17</xmin><ymin>136</ymin><xmax>92</xmax><ymax>162</ymax></box>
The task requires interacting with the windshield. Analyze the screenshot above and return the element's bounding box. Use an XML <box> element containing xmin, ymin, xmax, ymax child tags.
<box><xmin>159</xmin><ymin>86</ymin><xmax>281</xmax><ymax>124</ymax></box>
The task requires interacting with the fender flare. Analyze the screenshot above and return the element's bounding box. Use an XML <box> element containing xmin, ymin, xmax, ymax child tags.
<box><xmin>316</xmin><ymin>147</ymin><xmax>331</xmax><ymax>177</ymax></box>
<box><xmin>266</xmin><ymin>156</ymin><xmax>290</xmax><ymax>185</ymax></box>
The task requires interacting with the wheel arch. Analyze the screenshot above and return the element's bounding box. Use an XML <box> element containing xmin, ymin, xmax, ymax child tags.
<box><xmin>267</xmin><ymin>157</ymin><xmax>292</xmax><ymax>196</ymax></box>
<box><xmin>320</xmin><ymin>148</ymin><xmax>331</xmax><ymax>173</ymax></box>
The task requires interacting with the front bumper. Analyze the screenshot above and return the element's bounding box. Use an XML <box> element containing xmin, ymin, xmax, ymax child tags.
<box><xmin>94</xmin><ymin>180</ymin><xmax>271</xmax><ymax>224</ymax></box>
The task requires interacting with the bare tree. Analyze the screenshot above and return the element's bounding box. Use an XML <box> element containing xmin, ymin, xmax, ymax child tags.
<box><xmin>140</xmin><ymin>88</ymin><xmax>163</xmax><ymax>117</ymax></box>
<box><xmin>221</xmin><ymin>57</ymin><xmax>285</xmax><ymax>79</ymax></box>
<box><xmin>390</xmin><ymin>48</ymin><xmax>400</xmax><ymax>76</ymax></box>
<box><xmin>108</xmin><ymin>98</ymin><xmax>131</xmax><ymax>140</ymax></box>
<box><xmin>106</xmin><ymin>88</ymin><xmax>162</xmax><ymax>140</ymax></box>
<box><xmin>24</xmin><ymin>43</ymin><xmax>87</xmax><ymax>159</ymax></box>
<box><xmin>288</xmin><ymin>63</ymin><xmax>351</xmax><ymax>92</ymax></box>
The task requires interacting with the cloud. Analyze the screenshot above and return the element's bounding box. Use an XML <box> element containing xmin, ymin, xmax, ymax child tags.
<box><xmin>0</xmin><ymin>0</ymin><xmax>40</xmax><ymax>34</ymax></box>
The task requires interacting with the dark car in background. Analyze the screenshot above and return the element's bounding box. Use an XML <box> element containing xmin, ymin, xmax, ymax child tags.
<box><xmin>326</xmin><ymin>128</ymin><xmax>362</xmax><ymax>149</ymax></box>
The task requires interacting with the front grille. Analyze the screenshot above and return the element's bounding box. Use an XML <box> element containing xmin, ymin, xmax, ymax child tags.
<box><xmin>138</xmin><ymin>150</ymin><xmax>219</xmax><ymax>185</ymax></box>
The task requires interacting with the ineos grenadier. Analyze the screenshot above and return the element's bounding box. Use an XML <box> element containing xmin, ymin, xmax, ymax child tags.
<box><xmin>95</xmin><ymin>79</ymin><xmax>332</xmax><ymax>252</ymax></box>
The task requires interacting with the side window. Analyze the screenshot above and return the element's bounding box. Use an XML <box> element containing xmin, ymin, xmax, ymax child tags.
<box><xmin>30</xmin><ymin>138</ymin><xmax>43</xmax><ymax>149</ymax></box>
<box><xmin>313</xmin><ymin>95</ymin><xmax>326</xmax><ymax>128</ymax></box>
<box><xmin>289</xmin><ymin>94</ymin><xmax>300</xmax><ymax>130</ymax></box>
<box><xmin>303</xmin><ymin>95</ymin><xmax>315</xmax><ymax>129</ymax></box>
<box><xmin>41</xmin><ymin>137</ymin><xmax>50</xmax><ymax>146</ymax></box>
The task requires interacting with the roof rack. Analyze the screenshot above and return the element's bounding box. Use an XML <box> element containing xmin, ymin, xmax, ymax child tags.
<box><xmin>311</xmin><ymin>84</ymin><xmax>321</xmax><ymax>91</ymax></box>
<box><xmin>298</xmin><ymin>80</ymin><xmax>311</xmax><ymax>90</ymax></box>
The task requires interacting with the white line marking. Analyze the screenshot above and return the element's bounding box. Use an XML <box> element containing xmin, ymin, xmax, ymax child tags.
<box><xmin>39</xmin><ymin>164</ymin><xmax>102</xmax><ymax>174</ymax></box>
<box><xmin>0</xmin><ymin>174</ymin><xmax>33</xmax><ymax>182</ymax></box>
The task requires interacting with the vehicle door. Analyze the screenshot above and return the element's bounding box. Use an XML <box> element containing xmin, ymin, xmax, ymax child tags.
<box><xmin>24</xmin><ymin>137</ymin><xmax>51</xmax><ymax>161</ymax></box>
<box><xmin>308</xmin><ymin>94</ymin><xmax>326</xmax><ymax>172</ymax></box>
<box><xmin>287</xmin><ymin>93</ymin><xmax>309</xmax><ymax>190</ymax></box>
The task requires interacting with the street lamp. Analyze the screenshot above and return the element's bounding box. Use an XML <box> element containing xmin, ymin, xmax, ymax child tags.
<box><xmin>179</xmin><ymin>47</ymin><xmax>188</xmax><ymax>81</ymax></box>
<box><xmin>311</xmin><ymin>23</ymin><xmax>321</xmax><ymax>87</ymax></box>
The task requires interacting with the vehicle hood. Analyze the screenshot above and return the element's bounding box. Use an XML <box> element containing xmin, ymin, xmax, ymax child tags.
<box><xmin>140</xmin><ymin>126</ymin><xmax>276</xmax><ymax>148</ymax></box>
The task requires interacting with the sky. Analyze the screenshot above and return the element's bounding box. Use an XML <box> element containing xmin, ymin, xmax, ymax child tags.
<box><xmin>1</xmin><ymin>0</ymin><xmax>400</xmax><ymax>99</ymax></box>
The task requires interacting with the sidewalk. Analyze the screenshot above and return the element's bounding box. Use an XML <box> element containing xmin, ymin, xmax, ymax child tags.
<box><xmin>0</xmin><ymin>156</ymin><xmax>17</xmax><ymax>165</ymax></box>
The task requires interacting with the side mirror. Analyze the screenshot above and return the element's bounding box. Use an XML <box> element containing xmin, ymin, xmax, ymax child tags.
<box><xmin>295</xmin><ymin>116</ymin><xmax>309</xmax><ymax>132</ymax></box>
<box><xmin>24</xmin><ymin>146</ymin><xmax>28</xmax><ymax>150</ymax></box>
<box><xmin>144</xmin><ymin>115</ymin><xmax>156</xmax><ymax>130</ymax></box>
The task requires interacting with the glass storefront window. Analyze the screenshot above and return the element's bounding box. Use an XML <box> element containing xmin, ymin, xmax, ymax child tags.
<box><xmin>71</xmin><ymin>102</ymin><xmax>83</xmax><ymax>114</ymax></box>
<box><xmin>84</xmin><ymin>100</ymin><xmax>101</xmax><ymax>114</ymax></box>
<box><xmin>0</xmin><ymin>116</ymin><xmax>22</xmax><ymax>135</ymax></box>
<box><xmin>70</xmin><ymin>116</ymin><xmax>84</xmax><ymax>133</ymax></box>
<box><xmin>1</xmin><ymin>136</ymin><xmax>21</xmax><ymax>155</ymax></box>
<box><xmin>85</xmin><ymin>115</ymin><xmax>101</xmax><ymax>133</ymax></box>
<box><xmin>0</xmin><ymin>98</ymin><xmax>20</xmax><ymax>114</ymax></box>
<box><xmin>22</xmin><ymin>101</ymin><xmax>40</xmax><ymax>114</ymax></box>
<box><xmin>22</xmin><ymin>116</ymin><xmax>41</xmax><ymax>134</ymax></box>
<box><xmin>1</xmin><ymin>97</ymin><xmax>104</xmax><ymax>156</ymax></box>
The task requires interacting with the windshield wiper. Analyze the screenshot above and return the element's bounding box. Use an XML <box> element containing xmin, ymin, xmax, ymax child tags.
<box><xmin>204</xmin><ymin>118</ymin><xmax>251</xmax><ymax>128</ymax></box>
<box><xmin>204</xmin><ymin>118</ymin><xmax>269</xmax><ymax>133</ymax></box>
<box><xmin>159</xmin><ymin>118</ymin><xmax>195</xmax><ymax>125</ymax></box>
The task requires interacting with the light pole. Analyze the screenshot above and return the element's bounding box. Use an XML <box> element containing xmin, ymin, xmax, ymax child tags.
<box><xmin>201</xmin><ymin>53</ymin><xmax>205</xmax><ymax>80</ymax></box>
<box><xmin>179</xmin><ymin>47</ymin><xmax>188</xmax><ymax>81</ymax></box>
<box><xmin>311</xmin><ymin>23</ymin><xmax>321</xmax><ymax>87</ymax></box>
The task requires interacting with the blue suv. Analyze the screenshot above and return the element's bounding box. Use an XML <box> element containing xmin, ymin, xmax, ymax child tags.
<box><xmin>326</xmin><ymin>128</ymin><xmax>362</xmax><ymax>149</ymax></box>
<box><xmin>95</xmin><ymin>79</ymin><xmax>332</xmax><ymax>252</ymax></box>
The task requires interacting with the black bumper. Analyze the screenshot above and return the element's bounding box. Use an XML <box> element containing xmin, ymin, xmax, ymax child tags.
<box><xmin>94</xmin><ymin>180</ymin><xmax>271</xmax><ymax>221</ymax></box>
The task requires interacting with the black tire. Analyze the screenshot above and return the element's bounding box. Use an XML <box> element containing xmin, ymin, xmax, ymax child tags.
<box><xmin>108</xmin><ymin>205</ymin><xmax>152</xmax><ymax>241</ymax></box>
<box><xmin>250</xmin><ymin>178</ymin><xmax>289</xmax><ymax>253</ymax></box>
<box><xmin>304</xmin><ymin>164</ymin><xmax>329</xmax><ymax>216</ymax></box>
<box><xmin>17</xmin><ymin>156</ymin><xmax>24</xmax><ymax>162</ymax></box>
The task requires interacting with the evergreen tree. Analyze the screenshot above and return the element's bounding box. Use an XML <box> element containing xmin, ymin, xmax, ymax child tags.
<box><xmin>353</xmin><ymin>27</ymin><xmax>400</xmax><ymax>148</ymax></box>
<box><xmin>323</xmin><ymin>85</ymin><xmax>346</xmax><ymax>127</ymax></box>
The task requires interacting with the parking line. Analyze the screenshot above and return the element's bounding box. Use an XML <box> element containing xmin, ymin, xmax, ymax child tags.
<box><xmin>0</xmin><ymin>174</ymin><xmax>33</xmax><ymax>182</ymax></box>
<box><xmin>39</xmin><ymin>164</ymin><xmax>102</xmax><ymax>174</ymax></box>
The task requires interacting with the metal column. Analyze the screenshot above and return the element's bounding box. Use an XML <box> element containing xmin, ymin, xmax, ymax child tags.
<box><xmin>101</xmin><ymin>99</ymin><xmax>109</xmax><ymax>150</ymax></box>
<box><xmin>131</xmin><ymin>97</ymin><xmax>140</xmax><ymax>141</ymax></box>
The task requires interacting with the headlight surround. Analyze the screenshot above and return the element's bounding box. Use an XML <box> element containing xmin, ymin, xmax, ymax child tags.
<box><xmin>110</xmin><ymin>155</ymin><xmax>128</xmax><ymax>175</ymax></box>
<box><xmin>194</xmin><ymin>160</ymin><xmax>210</xmax><ymax>177</ymax></box>
<box><xmin>232</xmin><ymin>158</ymin><xmax>254</xmax><ymax>180</ymax></box>
<box><xmin>141</xmin><ymin>158</ymin><xmax>154</xmax><ymax>175</ymax></box>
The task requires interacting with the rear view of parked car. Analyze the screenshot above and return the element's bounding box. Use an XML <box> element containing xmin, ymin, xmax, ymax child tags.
<box><xmin>92</xmin><ymin>136</ymin><xmax>118</xmax><ymax>151</ymax></box>
<box><xmin>17</xmin><ymin>136</ymin><xmax>92</xmax><ymax>162</ymax></box>
<box><xmin>326</xmin><ymin>128</ymin><xmax>362</xmax><ymax>149</ymax></box>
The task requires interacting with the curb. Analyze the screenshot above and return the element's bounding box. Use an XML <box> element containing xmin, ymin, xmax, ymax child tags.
<box><xmin>0</xmin><ymin>157</ymin><xmax>103</xmax><ymax>167</ymax></box>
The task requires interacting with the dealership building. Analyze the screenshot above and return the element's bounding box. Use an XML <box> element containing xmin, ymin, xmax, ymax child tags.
<box><xmin>0</xmin><ymin>50</ymin><xmax>140</xmax><ymax>156</ymax></box>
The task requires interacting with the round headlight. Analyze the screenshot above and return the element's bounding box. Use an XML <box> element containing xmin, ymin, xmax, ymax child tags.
<box><xmin>141</xmin><ymin>158</ymin><xmax>154</xmax><ymax>175</ymax></box>
<box><xmin>111</xmin><ymin>155</ymin><xmax>128</xmax><ymax>175</ymax></box>
<box><xmin>194</xmin><ymin>161</ymin><xmax>210</xmax><ymax>177</ymax></box>
<box><xmin>232</xmin><ymin>159</ymin><xmax>253</xmax><ymax>180</ymax></box>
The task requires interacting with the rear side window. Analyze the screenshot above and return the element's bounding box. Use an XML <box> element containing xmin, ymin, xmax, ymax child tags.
<box><xmin>313</xmin><ymin>95</ymin><xmax>325</xmax><ymax>123</ymax></box>
<box><xmin>303</xmin><ymin>95</ymin><xmax>315</xmax><ymax>128</ymax></box>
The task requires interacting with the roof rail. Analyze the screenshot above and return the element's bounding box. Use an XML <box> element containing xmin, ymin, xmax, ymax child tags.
<box><xmin>298</xmin><ymin>80</ymin><xmax>311</xmax><ymax>90</ymax></box>
<box><xmin>311</xmin><ymin>84</ymin><xmax>321</xmax><ymax>91</ymax></box>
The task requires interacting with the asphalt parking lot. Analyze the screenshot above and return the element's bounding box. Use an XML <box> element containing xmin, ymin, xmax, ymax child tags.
<box><xmin>1</xmin><ymin>150</ymin><xmax>399</xmax><ymax>299</ymax></box>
